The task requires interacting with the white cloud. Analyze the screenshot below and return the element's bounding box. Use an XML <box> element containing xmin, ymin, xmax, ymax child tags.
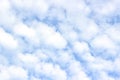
<box><xmin>0</xmin><ymin>55</ymin><xmax>8</xmax><ymax>65</ymax></box>
<box><xmin>35</xmin><ymin>22</ymin><xmax>67</xmax><ymax>49</ymax></box>
<box><xmin>88</xmin><ymin>58</ymin><xmax>114</xmax><ymax>71</ymax></box>
<box><xmin>0</xmin><ymin>0</ymin><xmax>120</xmax><ymax>80</ymax></box>
<box><xmin>0</xmin><ymin>0</ymin><xmax>17</xmax><ymax>27</ymax></box>
<box><xmin>79</xmin><ymin>21</ymin><xmax>99</xmax><ymax>41</ymax></box>
<box><xmin>11</xmin><ymin>0</ymin><xmax>49</xmax><ymax>19</ymax></box>
<box><xmin>73</xmin><ymin>41</ymin><xmax>89</xmax><ymax>53</ymax></box>
<box><xmin>98</xmin><ymin>71</ymin><xmax>115</xmax><ymax>80</ymax></box>
<box><xmin>90</xmin><ymin>34</ymin><xmax>118</xmax><ymax>58</ymax></box>
<box><xmin>68</xmin><ymin>61</ymin><xmax>91</xmax><ymax>80</ymax></box>
<box><xmin>0</xmin><ymin>65</ymin><xmax>28</xmax><ymax>80</ymax></box>
<box><xmin>0</xmin><ymin>28</ymin><xmax>18</xmax><ymax>49</ymax></box>
<box><xmin>30</xmin><ymin>76</ymin><xmax>41</xmax><ymax>80</ymax></box>
<box><xmin>105</xmin><ymin>27</ymin><xmax>120</xmax><ymax>43</ymax></box>
<box><xmin>34</xmin><ymin>49</ymin><xmax>49</xmax><ymax>61</ymax></box>
<box><xmin>13</xmin><ymin>23</ymin><xmax>40</xmax><ymax>45</ymax></box>
<box><xmin>113</xmin><ymin>57</ymin><xmax>120</xmax><ymax>73</ymax></box>
<box><xmin>91</xmin><ymin>34</ymin><xmax>116</xmax><ymax>49</ymax></box>
<box><xmin>8</xmin><ymin>66</ymin><xmax>28</xmax><ymax>80</ymax></box>
<box><xmin>17</xmin><ymin>53</ymin><xmax>39</xmax><ymax>68</ymax></box>
<box><xmin>13</xmin><ymin>23</ymin><xmax>35</xmax><ymax>38</ymax></box>
<box><xmin>35</xmin><ymin>63</ymin><xmax>67</xmax><ymax>80</ymax></box>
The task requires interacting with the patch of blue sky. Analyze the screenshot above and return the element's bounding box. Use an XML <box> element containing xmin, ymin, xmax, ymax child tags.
<box><xmin>42</xmin><ymin>8</ymin><xmax>66</xmax><ymax>27</ymax></box>
<box><xmin>106</xmin><ymin>15</ymin><xmax>120</xmax><ymax>25</ymax></box>
<box><xmin>42</xmin><ymin>17</ymin><xmax>60</xmax><ymax>27</ymax></box>
<box><xmin>108</xmin><ymin>71</ymin><xmax>120</xmax><ymax>78</ymax></box>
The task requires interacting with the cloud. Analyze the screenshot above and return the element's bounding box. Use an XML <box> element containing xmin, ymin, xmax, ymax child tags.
<box><xmin>35</xmin><ymin>62</ymin><xmax>67</xmax><ymax>80</ymax></box>
<box><xmin>0</xmin><ymin>28</ymin><xmax>18</xmax><ymax>49</ymax></box>
<box><xmin>90</xmin><ymin>34</ymin><xmax>118</xmax><ymax>60</ymax></box>
<box><xmin>0</xmin><ymin>0</ymin><xmax>120</xmax><ymax>80</ymax></box>
<box><xmin>34</xmin><ymin>22</ymin><xmax>67</xmax><ymax>49</ymax></box>
<box><xmin>0</xmin><ymin>65</ymin><xmax>28</xmax><ymax>80</ymax></box>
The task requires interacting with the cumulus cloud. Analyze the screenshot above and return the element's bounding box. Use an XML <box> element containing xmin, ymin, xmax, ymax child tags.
<box><xmin>0</xmin><ymin>0</ymin><xmax>120</xmax><ymax>80</ymax></box>
<box><xmin>0</xmin><ymin>28</ymin><xmax>18</xmax><ymax>49</ymax></box>
<box><xmin>0</xmin><ymin>65</ymin><xmax>28</xmax><ymax>80</ymax></box>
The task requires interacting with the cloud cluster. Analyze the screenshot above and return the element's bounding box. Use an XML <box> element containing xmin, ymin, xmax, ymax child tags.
<box><xmin>0</xmin><ymin>0</ymin><xmax>120</xmax><ymax>80</ymax></box>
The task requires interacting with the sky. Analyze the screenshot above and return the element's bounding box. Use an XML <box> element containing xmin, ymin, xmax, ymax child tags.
<box><xmin>0</xmin><ymin>0</ymin><xmax>120</xmax><ymax>80</ymax></box>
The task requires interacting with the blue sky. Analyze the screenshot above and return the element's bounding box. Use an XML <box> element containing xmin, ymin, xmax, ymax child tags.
<box><xmin>0</xmin><ymin>0</ymin><xmax>120</xmax><ymax>80</ymax></box>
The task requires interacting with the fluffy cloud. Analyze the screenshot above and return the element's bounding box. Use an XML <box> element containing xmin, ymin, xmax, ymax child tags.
<box><xmin>0</xmin><ymin>0</ymin><xmax>120</xmax><ymax>80</ymax></box>
<box><xmin>0</xmin><ymin>28</ymin><xmax>18</xmax><ymax>49</ymax></box>
<box><xmin>34</xmin><ymin>22</ymin><xmax>67</xmax><ymax>49</ymax></box>
<box><xmin>0</xmin><ymin>65</ymin><xmax>28</xmax><ymax>80</ymax></box>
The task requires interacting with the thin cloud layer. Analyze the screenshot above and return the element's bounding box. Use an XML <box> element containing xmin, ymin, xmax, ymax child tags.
<box><xmin>0</xmin><ymin>0</ymin><xmax>120</xmax><ymax>80</ymax></box>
